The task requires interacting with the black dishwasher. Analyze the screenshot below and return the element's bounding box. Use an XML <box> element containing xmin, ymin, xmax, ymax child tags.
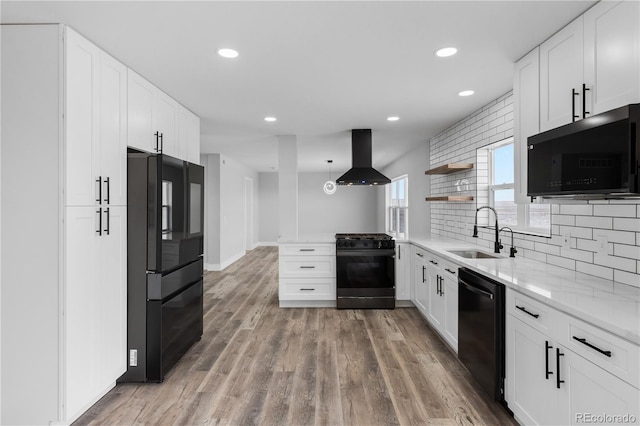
<box><xmin>458</xmin><ymin>267</ymin><xmax>505</xmax><ymax>402</ymax></box>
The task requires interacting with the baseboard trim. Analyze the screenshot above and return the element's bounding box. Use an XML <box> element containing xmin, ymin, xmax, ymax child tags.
<box><xmin>256</xmin><ymin>241</ymin><xmax>278</xmax><ymax>247</ymax></box>
<box><xmin>205</xmin><ymin>250</ymin><xmax>246</xmax><ymax>272</ymax></box>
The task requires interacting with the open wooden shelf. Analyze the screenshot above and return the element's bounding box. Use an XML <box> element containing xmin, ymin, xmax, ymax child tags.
<box><xmin>425</xmin><ymin>196</ymin><xmax>474</xmax><ymax>202</ymax></box>
<box><xmin>425</xmin><ymin>163</ymin><xmax>474</xmax><ymax>175</ymax></box>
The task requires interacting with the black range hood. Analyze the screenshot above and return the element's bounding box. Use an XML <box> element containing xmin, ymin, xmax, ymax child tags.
<box><xmin>336</xmin><ymin>129</ymin><xmax>391</xmax><ymax>185</ymax></box>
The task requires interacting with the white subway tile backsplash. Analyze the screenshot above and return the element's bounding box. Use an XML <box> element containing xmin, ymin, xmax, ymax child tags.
<box><xmin>593</xmin><ymin>204</ymin><xmax>637</xmax><ymax>218</ymax></box>
<box><xmin>429</xmin><ymin>90</ymin><xmax>640</xmax><ymax>287</ymax></box>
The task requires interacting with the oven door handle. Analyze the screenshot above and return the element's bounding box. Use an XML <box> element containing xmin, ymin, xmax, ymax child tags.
<box><xmin>459</xmin><ymin>279</ymin><xmax>494</xmax><ymax>299</ymax></box>
<box><xmin>337</xmin><ymin>249</ymin><xmax>395</xmax><ymax>257</ymax></box>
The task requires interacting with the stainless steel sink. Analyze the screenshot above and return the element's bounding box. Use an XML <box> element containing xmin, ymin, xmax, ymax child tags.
<box><xmin>447</xmin><ymin>249</ymin><xmax>501</xmax><ymax>259</ymax></box>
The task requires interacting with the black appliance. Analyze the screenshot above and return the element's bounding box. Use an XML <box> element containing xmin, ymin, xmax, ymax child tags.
<box><xmin>458</xmin><ymin>267</ymin><xmax>505</xmax><ymax>402</ymax></box>
<box><xmin>335</xmin><ymin>130</ymin><xmax>391</xmax><ymax>185</ymax></box>
<box><xmin>335</xmin><ymin>233</ymin><xmax>395</xmax><ymax>309</ymax></box>
<box><xmin>528</xmin><ymin>103</ymin><xmax>640</xmax><ymax>198</ymax></box>
<box><xmin>119</xmin><ymin>151</ymin><xmax>204</xmax><ymax>383</ymax></box>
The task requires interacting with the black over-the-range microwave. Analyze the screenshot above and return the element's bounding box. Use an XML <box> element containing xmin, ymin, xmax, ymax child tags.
<box><xmin>528</xmin><ymin>103</ymin><xmax>640</xmax><ymax>198</ymax></box>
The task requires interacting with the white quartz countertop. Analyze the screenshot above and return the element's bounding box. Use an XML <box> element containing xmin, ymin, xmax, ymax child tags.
<box><xmin>407</xmin><ymin>236</ymin><xmax>640</xmax><ymax>345</ymax></box>
<box><xmin>277</xmin><ymin>234</ymin><xmax>337</xmax><ymax>244</ymax></box>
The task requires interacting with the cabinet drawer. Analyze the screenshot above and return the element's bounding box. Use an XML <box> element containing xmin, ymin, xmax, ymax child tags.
<box><xmin>440</xmin><ymin>260</ymin><xmax>458</xmax><ymax>279</ymax></box>
<box><xmin>507</xmin><ymin>289</ymin><xmax>555</xmax><ymax>334</ymax></box>
<box><xmin>279</xmin><ymin>243</ymin><xmax>335</xmax><ymax>256</ymax></box>
<box><xmin>279</xmin><ymin>278</ymin><xmax>336</xmax><ymax>300</ymax></box>
<box><xmin>560</xmin><ymin>315</ymin><xmax>639</xmax><ymax>389</ymax></box>
<box><xmin>279</xmin><ymin>256</ymin><xmax>335</xmax><ymax>278</ymax></box>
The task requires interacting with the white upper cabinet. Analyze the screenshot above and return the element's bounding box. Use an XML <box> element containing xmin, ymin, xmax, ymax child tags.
<box><xmin>127</xmin><ymin>69</ymin><xmax>156</xmax><ymax>153</ymax></box>
<box><xmin>584</xmin><ymin>0</ymin><xmax>640</xmax><ymax>115</ymax></box>
<box><xmin>513</xmin><ymin>47</ymin><xmax>540</xmax><ymax>204</ymax></box>
<box><xmin>65</xmin><ymin>28</ymin><xmax>127</xmax><ymax>207</ymax></box>
<box><xmin>127</xmin><ymin>69</ymin><xmax>198</xmax><ymax>161</ymax></box>
<box><xmin>540</xmin><ymin>0</ymin><xmax>640</xmax><ymax>132</ymax></box>
<box><xmin>540</xmin><ymin>17</ymin><xmax>584</xmax><ymax>132</ymax></box>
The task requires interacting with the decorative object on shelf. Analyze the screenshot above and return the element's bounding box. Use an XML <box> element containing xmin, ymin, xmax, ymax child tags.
<box><xmin>323</xmin><ymin>160</ymin><xmax>337</xmax><ymax>195</ymax></box>
<box><xmin>425</xmin><ymin>163</ymin><xmax>474</xmax><ymax>175</ymax></box>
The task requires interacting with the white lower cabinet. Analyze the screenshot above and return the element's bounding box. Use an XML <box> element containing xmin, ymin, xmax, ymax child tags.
<box><xmin>506</xmin><ymin>288</ymin><xmax>640</xmax><ymax>426</ymax></box>
<box><xmin>278</xmin><ymin>242</ymin><xmax>336</xmax><ymax>307</ymax></box>
<box><xmin>411</xmin><ymin>245</ymin><xmax>458</xmax><ymax>352</ymax></box>
<box><xmin>395</xmin><ymin>242</ymin><xmax>411</xmax><ymax>301</ymax></box>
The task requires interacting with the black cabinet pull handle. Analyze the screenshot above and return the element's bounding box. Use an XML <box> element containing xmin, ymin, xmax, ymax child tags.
<box><xmin>516</xmin><ymin>305</ymin><xmax>540</xmax><ymax>319</ymax></box>
<box><xmin>571</xmin><ymin>88</ymin><xmax>580</xmax><ymax>122</ymax></box>
<box><xmin>154</xmin><ymin>131</ymin><xmax>160</xmax><ymax>152</ymax></box>
<box><xmin>556</xmin><ymin>348</ymin><xmax>565</xmax><ymax>389</ymax></box>
<box><xmin>299</xmin><ymin>266</ymin><xmax>315</xmax><ymax>269</ymax></box>
<box><xmin>422</xmin><ymin>265</ymin><xmax>426</xmax><ymax>283</ymax></box>
<box><xmin>96</xmin><ymin>176</ymin><xmax>102</xmax><ymax>203</ymax></box>
<box><xmin>104</xmin><ymin>177</ymin><xmax>110</xmax><ymax>204</ymax></box>
<box><xmin>104</xmin><ymin>207</ymin><xmax>110</xmax><ymax>235</ymax></box>
<box><xmin>398</xmin><ymin>246</ymin><xmax>401</xmax><ymax>260</ymax></box>
<box><xmin>429</xmin><ymin>259</ymin><xmax>438</xmax><ymax>265</ymax></box>
<box><xmin>440</xmin><ymin>276</ymin><xmax>445</xmax><ymax>296</ymax></box>
<box><xmin>572</xmin><ymin>336</ymin><xmax>612</xmax><ymax>357</ymax></box>
<box><xmin>445</xmin><ymin>268</ymin><xmax>456</xmax><ymax>274</ymax></box>
<box><xmin>159</xmin><ymin>133</ymin><xmax>164</xmax><ymax>153</ymax></box>
<box><xmin>417</xmin><ymin>253</ymin><xmax>424</xmax><ymax>258</ymax></box>
<box><xmin>299</xmin><ymin>248</ymin><xmax>315</xmax><ymax>252</ymax></box>
<box><xmin>300</xmin><ymin>288</ymin><xmax>315</xmax><ymax>291</ymax></box>
<box><xmin>582</xmin><ymin>83</ymin><xmax>590</xmax><ymax>118</ymax></box>
<box><xmin>545</xmin><ymin>341</ymin><xmax>553</xmax><ymax>379</ymax></box>
<box><xmin>96</xmin><ymin>208</ymin><xmax>102</xmax><ymax>236</ymax></box>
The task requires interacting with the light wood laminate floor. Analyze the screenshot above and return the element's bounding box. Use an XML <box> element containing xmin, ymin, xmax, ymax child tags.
<box><xmin>75</xmin><ymin>246</ymin><xmax>516</xmax><ymax>425</ymax></box>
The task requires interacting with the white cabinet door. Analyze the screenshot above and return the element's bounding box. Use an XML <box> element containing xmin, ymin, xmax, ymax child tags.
<box><xmin>442</xmin><ymin>271</ymin><xmax>458</xmax><ymax>351</ymax></box>
<box><xmin>127</xmin><ymin>69</ymin><xmax>157</xmax><ymax>153</ymax></box>
<box><xmin>540</xmin><ymin>17</ymin><xmax>584</xmax><ymax>132</ymax></box>
<box><xmin>506</xmin><ymin>315</ymin><xmax>559</xmax><ymax>426</ymax></box>
<box><xmin>395</xmin><ymin>243</ymin><xmax>411</xmax><ymax>301</ymax></box>
<box><xmin>187</xmin><ymin>111</ymin><xmax>201</xmax><ymax>164</ymax></box>
<box><xmin>426</xmin><ymin>261</ymin><xmax>444</xmax><ymax>329</ymax></box>
<box><xmin>413</xmin><ymin>256</ymin><xmax>428</xmax><ymax>315</ymax></box>
<box><xmin>99</xmin><ymin>52</ymin><xmax>127</xmax><ymax>206</ymax></box>
<box><xmin>65</xmin><ymin>28</ymin><xmax>100</xmax><ymax>207</ymax></box>
<box><xmin>559</xmin><ymin>347</ymin><xmax>640</xmax><ymax>426</ymax></box>
<box><xmin>176</xmin><ymin>105</ymin><xmax>190</xmax><ymax>161</ymax></box>
<box><xmin>64</xmin><ymin>206</ymin><xmax>101</xmax><ymax>419</ymax></box>
<box><xmin>513</xmin><ymin>47</ymin><xmax>540</xmax><ymax>204</ymax></box>
<box><xmin>155</xmin><ymin>90</ymin><xmax>178</xmax><ymax>156</ymax></box>
<box><xmin>98</xmin><ymin>206</ymin><xmax>127</xmax><ymax>387</ymax></box>
<box><xmin>584</xmin><ymin>0</ymin><xmax>640</xmax><ymax>115</ymax></box>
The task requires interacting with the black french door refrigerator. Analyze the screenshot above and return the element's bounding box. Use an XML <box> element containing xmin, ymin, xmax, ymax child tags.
<box><xmin>119</xmin><ymin>151</ymin><xmax>204</xmax><ymax>383</ymax></box>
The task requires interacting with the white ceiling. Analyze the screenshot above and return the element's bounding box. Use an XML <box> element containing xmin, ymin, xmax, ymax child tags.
<box><xmin>2</xmin><ymin>1</ymin><xmax>596</xmax><ymax>173</ymax></box>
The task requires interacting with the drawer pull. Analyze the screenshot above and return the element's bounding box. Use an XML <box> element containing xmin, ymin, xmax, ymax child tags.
<box><xmin>300</xmin><ymin>288</ymin><xmax>315</xmax><ymax>291</ymax></box>
<box><xmin>299</xmin><ymin>266</ymin><xmax>316</xmax><ymax>269</ymax></box>
<box><xmin>417</xmin><ymin>253</ymin><xmax>424</xmax><ymax>258</ymax></box>
<box><xmin>556</xmin><ymin>348</ymin><xmax>565</xmax><ymax>389</ymax></box>
<box><xmin>516</xmin><ymin>305</ymin><xmax>540</xmax><ymax>319</ymax></box>
<box><xmin>445</xmin><ymin>268</ymin><xmax>456</xmax><ymax>274</ymax></box>
<box><xmin>572</xmin><ymin>336</ymin><xmax>612</xmax><ymax>358</ymax></box>
<box><xmin>545</xmin><ymin>341</ymin><xmax>553</xmax><ymax>380</ymax></box>
<box><xmin>299</xmin><ymin>248</ymin><xmax>315</xmax><ymax>252</ymax></box>
<box><xmin>429</xmin><ymin>260</ymin><xmax>438</xmax><ymax>265</ymax></box>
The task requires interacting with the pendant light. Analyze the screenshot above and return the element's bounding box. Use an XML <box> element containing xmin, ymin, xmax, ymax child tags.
<box><xmin>323</xmin><ymin>160</ymin><xmax>337</xmax><ymax>195</ymax></box>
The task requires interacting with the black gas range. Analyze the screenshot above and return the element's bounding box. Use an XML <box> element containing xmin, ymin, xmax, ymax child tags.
<box><xmin>335</xmin><ymin>233</ymin><xmax>396</xmax><ymax>309</ymax></box>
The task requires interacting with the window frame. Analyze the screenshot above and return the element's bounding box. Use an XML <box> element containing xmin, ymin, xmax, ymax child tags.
<box><xmin>484</xmin><ymin>138</ymin><xmax>550</xmax><ymax>236</ymax></box>
<box><xmin>386</xmin><ymin>174</ymin><xmax>409</xmax><ymax>239</ymax></box>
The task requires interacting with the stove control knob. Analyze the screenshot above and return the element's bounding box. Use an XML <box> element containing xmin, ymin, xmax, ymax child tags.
<box><xmin>350</xmin><ymin>241</ymin><xmax>356</xmax><ymax>247</ymax></box>
<box><xmin>382</xmin><ymin>241</ymin><xmax>388</xmax><ymax>248</ymax></box>
<box><xmin>364</xmin><ymin>242</ymin><xmax>369</xmax><ymax>247</ymax></box>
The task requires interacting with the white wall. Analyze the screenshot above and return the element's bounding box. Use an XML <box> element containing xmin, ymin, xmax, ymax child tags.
<box><xmin>202</xmin><ymin>153</ymin><xmax>259</xmax><ymax>270</ymax></box>
<box><xmin>298</xmin><ymin>172</ymin><xmax>379</xmax><ymax>234</ymax></box>
<box><xmin>430</xmin><ymin>91</ymin><xmax>640</xmax><ymax>288</ymax></box>
<box><xmin>379</xmin><ymin>142</ymin><xmax>431</xmax><ymax>239</ymax></box>
<box><xmin>258</xmin><ymin>172</ymin><xmax>279</xmax><ymax>244</ymax></box>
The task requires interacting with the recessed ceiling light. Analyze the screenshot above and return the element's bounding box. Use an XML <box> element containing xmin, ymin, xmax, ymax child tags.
<box><xmin>218</xmin><ymin>48</ymin><xmax>239</xmax><ymax>58</ymax></box>
<box><xmin>435</xmin><ymin>47</ymin><xmax>458</xmax><ymax>58</ymax></box>
<box><xmin>458</xmin><ymin>90</ymin><xmax>475</xmax><ymax>97</ymax></box>
<box><xmin>264</xmin><ymin>116</ymin><xmax>277</xmax><ymax>122</ymax></box>
<box><xmin>387</xmin><ymin>116</ymin><xmax>400</xmax><ymax>122</ymax></box>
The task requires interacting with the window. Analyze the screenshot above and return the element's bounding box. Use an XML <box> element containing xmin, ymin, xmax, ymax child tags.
<box><xmin>482</xmin><ymin>138</ymin><xmax>550</xmax><ymax>234</ymax></box>
<box><xmin>387</xmin><ymin>175</ymin><xmax>408</xmax><ymax>239</ymax></box>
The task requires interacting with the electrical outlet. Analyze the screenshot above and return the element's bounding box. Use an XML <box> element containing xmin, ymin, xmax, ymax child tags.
<box><xmin>561</xmin><ymin>231</ymin><xmax>571</xmax><ymax>249</ymax></box>
<box><xmin>595</xmin><ymin>234</ymin><xmax>608</xmax><ymax>255</ymax></box>
<box><xmin>129</xmin><ymin>349</ymin><xmax>138</xmax><ymax>367</ymax></box>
